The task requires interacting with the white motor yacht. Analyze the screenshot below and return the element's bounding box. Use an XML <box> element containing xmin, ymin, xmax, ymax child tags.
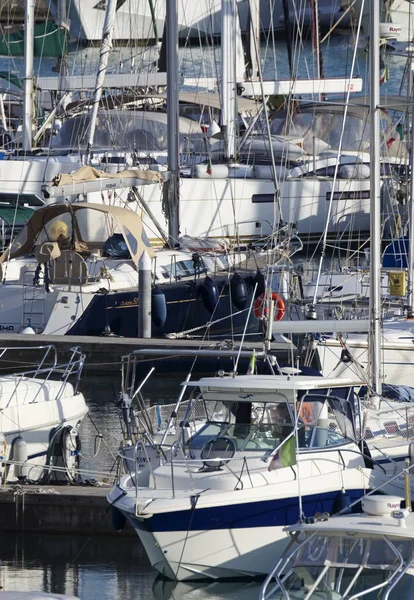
<box><xmin>108</xmin><ymin>372</ymin><xmax>386</xmax><ymax>581</ymax></box>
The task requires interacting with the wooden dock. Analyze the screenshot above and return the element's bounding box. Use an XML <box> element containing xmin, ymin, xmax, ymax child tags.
<box><xmin>0</xmin><ymin>333</ymin><xmax>294</xmax><ymax>373</ymax></box>
<box><xmin>0</xmin><ymin>484</ymin><xmax>134</xmax><ymax>536</ymax></box>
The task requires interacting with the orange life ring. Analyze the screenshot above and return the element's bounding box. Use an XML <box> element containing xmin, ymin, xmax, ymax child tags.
<box><xmin>253</xmin><ymin>292</ymin><xmax>285</xmax><ymax>321</ymax></box>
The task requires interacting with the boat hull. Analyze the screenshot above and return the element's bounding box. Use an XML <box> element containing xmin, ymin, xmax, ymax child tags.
<box><xmin>120</xmin><ymin>486</ymin><xmax>366</xmax><ymax>581</ymax></box>
<box><xmin>1</xmin><ymin>393</ymin><xmax>88</xmax><ymax>482</ymax></box>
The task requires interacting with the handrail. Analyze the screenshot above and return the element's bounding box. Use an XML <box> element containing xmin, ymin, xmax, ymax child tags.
<box><xmin>0</xmin><ymin>345</ymin><xmax>85</xmax><ymax>408</ymax></box>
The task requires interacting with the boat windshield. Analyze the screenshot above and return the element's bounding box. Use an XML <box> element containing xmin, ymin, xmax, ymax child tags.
<box><xmin>51</xmin><ymin>111</ymin><xmax>204</xmax><ymax>153</ymax></box>
<box><xmin>186</xmin><ymin>421</ymin><xmax>352</xmax><ymax>453</ymax></box>
<box><xmin>264</xmin><ymin>532</ymin><xmax>414</xmax><ymax>600</ymax></box>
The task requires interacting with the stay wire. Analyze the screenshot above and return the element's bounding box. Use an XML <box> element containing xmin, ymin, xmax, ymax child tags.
<box><xmin>71</xmin><ymin>489</ymin><xmax>126</xmax><ymax>564</ymax></box>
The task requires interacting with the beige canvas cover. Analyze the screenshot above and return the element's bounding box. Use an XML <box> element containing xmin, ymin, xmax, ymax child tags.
<box><xmin>52</xmin><ymin>165</ymin><xmax>164</xmax><ymax>187</ymax></box>
<box><xmin>0</xmin><ymin>203</ymin><xmax>154</xmax><ymax>264</ymax></box>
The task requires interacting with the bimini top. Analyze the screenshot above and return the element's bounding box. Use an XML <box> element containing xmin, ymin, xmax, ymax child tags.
<box><xmin>185</xmin><ymin>374</ymin><xmax>360</xmax><ymax>392</ymax></box>
<box><xmin>1</xmin><ymin>202</ymin><xmax>154</xmax><ymax>264</ymax></box>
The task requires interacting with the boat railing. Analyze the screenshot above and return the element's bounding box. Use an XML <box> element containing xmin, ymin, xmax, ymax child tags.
<box><xmin>0</xmin><ymin>345</ymin><xmax>85</xmax><ymax>408</ymax></box>
<box><xmin>260</xmin><ymin>531</ymin><xmax>408</xmax><ymax>600</ymax></box>
<box><xmin>125</xmin><ymin>425</ymin><xmax>373</xmax><ymax>499</ymax></box>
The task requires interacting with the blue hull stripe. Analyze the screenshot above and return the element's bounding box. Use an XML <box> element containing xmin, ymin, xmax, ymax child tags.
<box><xmin>134</xmin><ymin>488</ymin><xmax>365</xmax><ymax>533</ymax></box>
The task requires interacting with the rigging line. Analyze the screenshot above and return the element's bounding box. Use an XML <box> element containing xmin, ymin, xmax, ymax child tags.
<box><xmin>311</xmin><ymin>0</ymin><xmax>364</xmax><ymax>306</ymax></box>
<box><xmin>250</xmin><ymin>13</ymin><xmax>283</xmax><ymax>229</ymax></box>
<box><xmin>70</xmin><ymin>488</ymin><xmax>126</xmax><ymax>564</ymax></box>
<box><xmin>319</xmin><ymin>0</ymin><xmax>359</xmax><ymax>46</ymax></box>
<box><xmin>175</xmin><ymin>493</ymin><xmax>200</xmax><ymax>579</ymax></box>
<box><xmin>234</xmin><ymin>282</ymin><xmax>258</xmax><ymax>372</ymax></box>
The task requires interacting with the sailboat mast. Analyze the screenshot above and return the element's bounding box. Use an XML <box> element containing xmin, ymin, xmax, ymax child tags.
<box><xmin>23</xmin><ymin>0</ymin><xmax>35</xmax><ymax>152</ymax></box>
<box><xmin>166</xmin><ymin>0</ymin><xmax>179</xmax><ymax>246</ymax></box>
<box><xmin>369</xmin><ymin>0</ymin><xmax>382</xmax><ymax>396</ymax></box>
<box><xmin>245</xmin><ymin>0</ymin><xmax>260</xmax><ymax>81</ymax></box>
<box><xmin>407</xmin><ymin>56</ymin><xmax>414</xmax><ymax>317</ymax></box>
<box><xmin>221</xmin><ymin>0</ymin><xmax>236</xmax><ymax>159</ymax></box>
<box><xmin>86</xmin><ymin>0</ymin><xmax>117</xmax><ymax>162</ymax></box>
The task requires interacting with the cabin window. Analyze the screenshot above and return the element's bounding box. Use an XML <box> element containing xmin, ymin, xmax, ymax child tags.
<box><xmin>384</xmin><ymin>421</ymin><xmax>399</xmax><ymax>435</ymax></box>
<box><xmin>252</xmin><ymin>194</ymin><xmax>274</xmax><ymax>203</ymax></box>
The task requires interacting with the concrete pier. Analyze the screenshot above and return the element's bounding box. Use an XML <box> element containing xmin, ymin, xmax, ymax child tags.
<box><xmin>0</xmin><ymin>484</ymin><xmax>134</xmax><ymax>536</ymax></box>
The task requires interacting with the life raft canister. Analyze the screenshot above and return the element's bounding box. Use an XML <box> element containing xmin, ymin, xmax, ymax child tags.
<box><xmin>253</xmin><ymin>292</ymin><xmax>285</xmax><ymax>321</ymax></box>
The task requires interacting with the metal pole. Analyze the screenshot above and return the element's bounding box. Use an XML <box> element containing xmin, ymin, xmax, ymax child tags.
<box><xmin>408</xmin><ymin>58</ymin><xmax>414</xmax><ymax>318</ymax></box>
<box><xmin>86</xmin><ymin>0</ymin><xmax>117</xmax><ymax>162</ymax></box>
<box><xmin>138</xmin><ymin>251</ymin><xmax>152</xmax><ymax>338</ymax></box>
<box><xmin>57</xmin><ymin>0</ymin><xmax>68</xmax><ymax>77</ymax></box>
<box><xmin>246</xmin><ymin>0</ymin><xmax>260</xmax><ymax>80</ymax></box>
<box><xmin>23</xmin><ymin>0</ymin><xmax>35</xmax><ymax>152</ymax></box>
<box><xmin>369</xmin><ymin>0</ymin><xmax>382</xmax><ymax>398</ymax></box>
<box><xmin>221</xmin><ymin>0</ymin><xmax>236</xmax><ymax>159</ymax></box>
<box><xmin>281</xmin><ymin>0</ymin><xmax>293</xmax><ymax>76</ymax></box>
<box><xmin>166</xmin><ymin>0</ymin><xmax>180</xmax><ymax>247</ymax></box>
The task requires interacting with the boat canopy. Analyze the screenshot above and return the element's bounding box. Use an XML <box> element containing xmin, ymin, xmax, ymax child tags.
<box><xmin>0</xmin><ymin>202</ymin><xmax>154</xmax><ymax>264</ymax></box>
<box><xmin>186</xmin><ymin>374</ymin><xmax>362</xmax><ymax>395</ymax></box>
<box><xmin>51</xmin><ymin>110</ymin><xmax>206</xmax><ymax>153</ymax></box>
<box><xmin>269</xmin><ymin>102</ymin><xmax>406</xmax><ymax>158</ymax></box>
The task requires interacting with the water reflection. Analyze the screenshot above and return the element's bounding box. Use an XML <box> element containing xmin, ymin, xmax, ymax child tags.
<box><xmin>0</xmin><ymin>532</ymin><xmax>265</xmax><ymax>600</ymax></box>
<box><xmin>153</xmin><ymin>578</ymin><xmax>262</xmax><ymax>600</ymax></box>
<box><xmin>0</xmin><ymin>532</ymin><xmax>153</xmax><ymax>600</ymax></box>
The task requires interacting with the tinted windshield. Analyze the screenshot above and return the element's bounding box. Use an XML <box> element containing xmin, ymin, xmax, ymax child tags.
<box><xmin>187</xmin><ymin>421</ymin><xmax>284</xmax><ymax>452</ymax></box>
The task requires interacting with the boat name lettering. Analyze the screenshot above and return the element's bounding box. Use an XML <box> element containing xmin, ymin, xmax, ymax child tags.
<box><xmin>238</xmin><ymin>394</ymin><xmax>253</xmax><ymax>399</ymax></box>
<box><xmin>326</xmin><ymin>191</ymin><xmax>371</xmax><ymax>201</ymax></box>
<box><xmin>105</xmin><ymin>183</ymin><xmax>117</xmax><ymax>189</ymax></box>
<box><xmin>120</xmin><ymin>298</ymin><xmax>138</xmax><ymax>307</ymax></box>
<box><xmin>0</xmin><ymin>325</ymin><xmax>14</xmax><ymax>331</ymax></box>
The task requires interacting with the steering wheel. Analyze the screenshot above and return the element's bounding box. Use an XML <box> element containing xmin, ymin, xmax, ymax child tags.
<box><xmin>200</xmin><ymin>436</ymin><xmax>236</xmax><ymax>469</ymax></box>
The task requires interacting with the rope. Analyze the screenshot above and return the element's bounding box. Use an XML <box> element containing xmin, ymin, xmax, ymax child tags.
<box><xmin>175</xmin><ymin>493</ymin><xmax>200</xmax><ymax>579</ymax></box>
<box><xmin>166</xmin><ymin>307</ymin><xmax>249</xmax><ymax>339</ymax></box>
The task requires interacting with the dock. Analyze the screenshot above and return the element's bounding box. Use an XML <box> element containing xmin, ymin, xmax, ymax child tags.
<box><xmin>0</xmin><ymin>484</ymin><xmax>134</xmax><ymax>536</ymax></box>
<box><xmin>0</xmin><ymin>333</ymin><xmax>294</xmax><ymax>373</ymax></box>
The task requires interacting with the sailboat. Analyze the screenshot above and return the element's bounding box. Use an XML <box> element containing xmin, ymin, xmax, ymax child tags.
<box><xmin>0</xmin><ymin>0</ymin><xmax>394</xmax><ymax>251</ymax></box>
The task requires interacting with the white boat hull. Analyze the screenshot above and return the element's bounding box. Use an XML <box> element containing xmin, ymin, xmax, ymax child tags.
<box><xmin>57</xmin><ymin>0</ymin><xmax>346</xmax><ymax>43</ymax></box>
<box><xmin>0</xmin><ymin>364</ymin><xmax>88</xmax><ymax>482</ymax></box>
<box><xmin>110</xmin><ymin>459</ymin><xmax>370</xmax><ymax>581</ymax></box>
<box><xmin>318</xmin><ymin>327</ymin><xmax>414</xmax><ymax>387</ymax></box>
<box><xmin>135</xmin><ymin>525</ymin><xmax>289</xmax><ymax>580</ymax></box>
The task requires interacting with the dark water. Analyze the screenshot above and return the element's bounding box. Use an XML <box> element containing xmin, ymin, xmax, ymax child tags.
<box><xmin>0</xmin><ymin>526</ymin><xmax>263</xmax><ymax>600</ymax></box>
